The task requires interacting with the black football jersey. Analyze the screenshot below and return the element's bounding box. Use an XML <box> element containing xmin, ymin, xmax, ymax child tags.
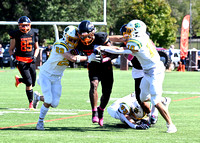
<box><xmin>76</xmin><ymin>32</ymin><xmax>109</xmax><ymax>56</ymax></box>
<box><xmin>9</xmin><ymin>28</ymin><xmax>39</xmax><ymax>58</ymax></box>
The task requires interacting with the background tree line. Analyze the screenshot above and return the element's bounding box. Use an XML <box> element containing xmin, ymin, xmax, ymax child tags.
<box><xmin>0</xmin><ymin>0</ymin><xmax>199</xmax><ymax>48</ymax></box>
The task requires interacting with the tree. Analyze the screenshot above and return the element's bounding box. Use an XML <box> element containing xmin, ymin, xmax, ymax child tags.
<box><xmin>114</xmin><ymin>0</ymin><xmax>178</xmax><ymax>48</ymax></box>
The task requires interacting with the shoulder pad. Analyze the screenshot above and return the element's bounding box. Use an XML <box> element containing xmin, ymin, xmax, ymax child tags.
<box><xmin>32</xmin><ymin>28</ymin><xmax>39</xmax><ymax>34</ymax></box>
<box><xmin>127</xmin><ymin>39</ymin><xmax>142</xmax><ymax>50</ymax></box>
<box><xmin>53</xmin><ymin>41</ymin><xmax>69</xmax><ymax>51</ymax></box>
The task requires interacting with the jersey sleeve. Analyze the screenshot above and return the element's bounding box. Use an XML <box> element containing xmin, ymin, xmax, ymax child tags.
<box><xmin>53</xmin><ymin>41</ymin><xmax>68</xmax><ymax>54</ymax></box>
<box><xmin>126</xmin><ymin>39</ymin><xmax>142</xmax><ymax>51</ymax></box>
<box><xmin>32</xmin><ymin>28</ymin><xmax>39</xmax><ymax>42</ymax></box>
<box><xmin>9</xmin><ymin>30</ymin><xmax>17</xmax><ymax>39</ymax></box>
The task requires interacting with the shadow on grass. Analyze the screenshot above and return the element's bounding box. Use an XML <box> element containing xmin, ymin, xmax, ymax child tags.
<box><xmin>1</xmin><ymin>123</ymin><xmax>130</xmax><ymax>132</ymax></box>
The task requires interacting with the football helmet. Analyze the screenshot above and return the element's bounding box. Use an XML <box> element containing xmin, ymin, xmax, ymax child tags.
<box><xmin>18</xmin><ymin>16</ymin><xmax>31</xmax><ymax>33</ymax></box>
<box><xmin>126</xmin><ymin>20</ymin><xmax>147</xmax><ymax>38</ymax></box>
<box><xmin>63</xmin><ymin>26</ymin><xmax>79</xmax><ymax>49</ymax></box>
<box><xmin>78</xmin><ymin>20</ymin><xmax>95</xmax><ymax>45</ymax></box>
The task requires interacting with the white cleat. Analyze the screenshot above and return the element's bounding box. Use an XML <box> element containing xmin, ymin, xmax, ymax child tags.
<box><xmin>36</xmin><ymin>121</ymin><xmax>45</xmax><ymax>131</ymax></box>
<box><xmin>162</xmin><ymin>97</ymin><xmax>171</xmax><ymax>109</ymax></box>
<box><xmin>167</xmin><ymin>124</ymin><xmax>177</xmax><ymax>133</ymax></box>
<box><xmin>33</xmin><ymin>91</ymin><xmax>40</xmax><ymax>109</ymax></box>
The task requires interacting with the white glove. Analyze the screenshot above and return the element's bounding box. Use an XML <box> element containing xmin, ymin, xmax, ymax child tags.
<box><xmin>87</xmin><ymin>53</ymin><xmax>101</xmax><ymax>63</ymax></box>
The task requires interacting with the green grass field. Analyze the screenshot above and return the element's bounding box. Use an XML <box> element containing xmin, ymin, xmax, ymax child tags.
<box><xmin>0</xmin><ymin>68</ymin><xmax>200</xmax><ymax>143</ymax></box>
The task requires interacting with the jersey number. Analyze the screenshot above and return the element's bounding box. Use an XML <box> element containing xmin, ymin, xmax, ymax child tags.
<box><xmin>21</xmin><ymin>39</ymin><xmax>33</xmax><ymax>52</ymax></box>
<box><xmin>147</xmin><ymin>40</ymin><xmax>157</xmax><ymax>58</ymax></box>
<box><xmin>55</xmin><ymin>47</ymin><xmax>69</xmax><ymax>66</ymax></box>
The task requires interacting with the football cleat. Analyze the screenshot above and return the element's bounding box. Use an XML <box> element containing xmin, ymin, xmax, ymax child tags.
<box><xmin>97</xmin><ymin>107</ymin><xmax>104</xmax><ymax>126</ymax></box>
<box><xmin>167</xmin><ymin>124</ymin><xmax>177</xmax><ymax>133</ymax></box>
<box><xmin>33</xmin><ymin>91</ymin><xmax>40</xmax><ymax>109</ymax></box>
<box><xmin>15</xmin><ymin>75</ymin><xmax>22</xmax><ymax>87</ymax></box>
<box><xmin>150</xmin><ymin>115</ymin><xmax>158</xmax><ymax>125</ymax></box>
<box><xmin>36</xmin><ymin>121</ymin><xmax>45</xmax><ymax>130</ymax></box>
<box><xmin>29</xmin><ymin>101</ymin><xmax>33</xmax><ymax>109</ymax></box>
<box><xmin>92</xmin><ymin>111</ymin><xmax>99</xmax><ymax>123</ymax></box>
<box><xmin>162</xmin><ymin>97</ymin><xmax>171</xmax><ymax>109</ymax></box>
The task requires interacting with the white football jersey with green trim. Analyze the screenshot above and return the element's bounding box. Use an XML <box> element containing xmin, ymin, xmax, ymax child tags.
<box><xmin>39</xmin><ymin>38</ymin><xmax>71</xmax><ymax>76</ymax></box>
<box><xmin>127</xmin><ymin>34</ymin><xmax>161</xmax><ymax>70</ymax></box>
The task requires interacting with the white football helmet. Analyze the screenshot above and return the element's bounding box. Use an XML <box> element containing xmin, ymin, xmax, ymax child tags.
<box><xmin>126</xmin><ymin>19</ymin><xmax>147</xmax><ymax>38</ymax></box>
<box><xmin>63</xmin><ymin>26</ymin><xmax>79</xmax><ymax>49</ymax></box>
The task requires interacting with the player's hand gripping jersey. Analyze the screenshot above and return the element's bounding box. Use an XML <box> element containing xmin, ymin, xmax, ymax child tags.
<box><xmin>39</xmin><ymin>38</ymin><xmax>72</xmax><ymax>76</ymax></box>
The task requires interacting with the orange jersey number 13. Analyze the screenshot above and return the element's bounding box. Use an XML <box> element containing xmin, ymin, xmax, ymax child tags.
<box><xmin>21</xmin><ymin>39</ymin><xmax>33</xmax><ymax>52</ymax></box>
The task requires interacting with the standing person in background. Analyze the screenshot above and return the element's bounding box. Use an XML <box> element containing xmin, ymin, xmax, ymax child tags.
<box><xmin>8</xmin><ymin>16</ymin><xmax>40</xmax><ymax>109</ymax></box>
<box><xmin>0</xmin><ymin>44</ymin><xmax>4</xmax><ymax>69</ymax></box>
<box><xmin>46</xmin><ymin>45</ymin><xmax>52</xmax><ymax>59</ymax></box>
<box><xmin>76</xmin><ymin>20</ymin><xmax>114</xmax><ymax>126</ymax></box>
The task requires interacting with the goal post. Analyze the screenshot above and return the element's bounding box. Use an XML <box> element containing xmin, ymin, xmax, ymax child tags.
<box><xmin>0</xmin><ymin>0</ymin><xmax>107</xmax><ymax>41</ymax></box>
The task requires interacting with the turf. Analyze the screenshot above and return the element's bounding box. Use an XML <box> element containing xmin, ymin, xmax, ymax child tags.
<box><xmin>0</xmin><ymin>68</ymin><xmax>200</xmax><ymax>143</ymax></box>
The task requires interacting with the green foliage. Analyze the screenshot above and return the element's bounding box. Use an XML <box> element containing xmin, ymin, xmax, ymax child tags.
<box><xmin>1</xmin><ymin>0</ymin><xmax>199</xmax><ymax>48</ymax></box>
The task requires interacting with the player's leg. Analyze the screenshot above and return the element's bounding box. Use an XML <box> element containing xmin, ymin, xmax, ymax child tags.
<box><xmin>36</xmin><ymin>73</ymin><xmax>52</xmax><ymax>130</ymax></box>
<box><xmin>17</xmin><ymin>62</ymin><xmax>34</xmax><ymax>108</ymax></box>
<box><xmin>150</xmin><ymin>71</ymin><xmax>177</xmax><ymax>133</ymax></box>
<box><xmin>15</xmin><ymin>62</ymin><xmax>25</xmax><ymax>87</ymax></box>
<box><xmin>51</xmin><ymin>79</ymin><xmax>62</xmax><ymax>108</ymax></box>
<box><xmin>88</xmin><ymin>63</ymin><xmax>100</xmax><ymax>123</ymax></box>
<box><xmin>98</xmin><ymin>62</ymin><xmax>114</xmax><ymax>126</ymax></box>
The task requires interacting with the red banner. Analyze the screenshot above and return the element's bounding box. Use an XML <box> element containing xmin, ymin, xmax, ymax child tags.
<box><xmin>180</xmin><ymin>15</ymin><xmax>190</xmax><ymax>59</ymax></box>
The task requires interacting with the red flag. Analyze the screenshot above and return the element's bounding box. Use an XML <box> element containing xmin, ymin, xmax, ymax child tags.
<box><xmin>180</xmin><ymin>15</ymin><xmax>190</xmax><ymax>59</ymax></box>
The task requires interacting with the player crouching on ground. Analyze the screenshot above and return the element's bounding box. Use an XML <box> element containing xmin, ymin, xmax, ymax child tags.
<box><xmin>107</xmin><ymin>93</ymin><xmax>171</xmax><ymax>129</ymax></box>
<box><xmin>107</xmin><ymin>93</ymin><xmax>150</xmax><ymax>129</ymax></box>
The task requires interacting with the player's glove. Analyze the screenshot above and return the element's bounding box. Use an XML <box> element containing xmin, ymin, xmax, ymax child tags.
<box><xmin>136</xmin><ymin>123</ymin><xmax>150</xmax><ymax>130</ymax></box>
<box><xmin>32</xmin><ymin>56</ymin><xmax>37</xmax><ymax>64</ymax></box>
<box><xmin>87</xmin><ymin>53</ymin><xmax>101</xmax><ymax>63</ymax></box>
<box><xmin>10</xmin><ymin>54</ymin><xmax>19</xmax><ymax>65</ymax></box>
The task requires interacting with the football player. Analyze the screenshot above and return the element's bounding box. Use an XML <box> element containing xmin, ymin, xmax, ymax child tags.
<box><xmin>109</xmin><ymin>24</ymin><xmax>159</xmax><ymax>125</ymax></box>
<box><xmin>8</xmin><ymin>16</ymin><xmax>40</xmax><ymax>109</ymax></box>
<box><xmin>76</xmin><ymin>20</ymin><xmax>116</xmax><ymax>126</ymax></box>
<box><xmin>100</xmin><ymin>20</ymin><xmax>177</xmax><ymax>133</ymax></box>
<box><xmin>107</xmin><ymin>93</ymin><xmax>150</xmax><ymax>129</ymax></box>
<box><xmin>33</xmin><ymin>26</ymin><xmax>100</xmax><ymax>130</ymax></box>
<box><xmin>107</xmin><ymin>93</ymin><xmax>171</xmax><ymax>129</ymax></box>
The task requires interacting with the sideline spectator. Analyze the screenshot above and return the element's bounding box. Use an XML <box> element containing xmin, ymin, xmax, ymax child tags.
<box><xmin>0</xmin><ymin>44</ymin><xmax>4</xmax><ymax>69</ymax></box>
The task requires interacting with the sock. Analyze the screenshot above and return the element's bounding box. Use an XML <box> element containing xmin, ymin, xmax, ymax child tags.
<box><xmin>92</xmin><ymin>108</ymin><xmax>97</xmax><ymax>112</ymax></box>
<box><xmin>38</xmin><ymin>104</ymin><xmax>49</xmax><ymax>122</ymax></box>
<box><xmin>151</xmin><ymin>105</ymin><xmax>158</xmax><ymax>117</ymax></box>
<box><xmin>26</xmin><ymin>89</ymin><xmax>33</xmax><ymax>103</ymax></box>
<box><xmin>98</xmin><ymin>106</ymin><xmax>105</xmax><ymax>111</ymax></box>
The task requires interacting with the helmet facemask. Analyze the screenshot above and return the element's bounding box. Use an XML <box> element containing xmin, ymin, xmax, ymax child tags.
<box><xmin>18</xmin><ymin>16</ymin><xmax>31</xmax><ymax>33</ymax></box>
<box><xmin>77</xmin><ymin>31</ymin><xmax>95</xmax><ymax>46</ymax></box>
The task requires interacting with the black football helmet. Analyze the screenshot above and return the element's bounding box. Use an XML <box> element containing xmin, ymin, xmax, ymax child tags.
<box><xmin>120</xmin><ymin>24</ymin><xmax>127</xmax><ymax>35</ymax></box>
<box><xmin>18</xmin><ymin>16</ymin><xmax>31</xmax><ymax>33</ymax></box>
<box><xmin>78</xmin><ymin>20</ymin><xmax>95</xmax><ymax>45</ymax></box>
